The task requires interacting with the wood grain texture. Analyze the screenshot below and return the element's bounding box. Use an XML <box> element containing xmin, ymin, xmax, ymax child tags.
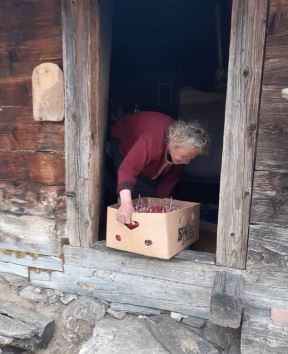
<box><xmin>62</xmin><ymin>0</ymin><xmax>107</xmax><ymax>246</ymax></box>
<box><xmin>256</xmin><ymin>86</ymin><xmax>288</xmax><ymax>170</ymax></box>
<box><xmin>27</xmin><ymin>244</ymin><xmax>288</xmax><ymax>322</ymax></box>
<box><xmin>247</xmin><ymin>224</ymin><xmax>288</xmax><ymax>272</ymax></box>
<box><xmin>251</xmin><ymin>171</ymin><xmax>288</xmax><ymax>226</ymax></box>
<box><xmin>0</xmin><ymin>74</ymin><xmax>32</xmax><ymax>107</ymax></box>
<box><xmin>0</xmin><ymin>235</ymin><xmax>61</xmax><ymax>258</ymax></box>
<box><xmin>0</xmin><ymin>180</ymin><xmax>66</xmax><ymax>219</ymax></box>
<box><xmin>0</xmin><ymin>151</ymin><xmax>64</xmax><ymax>185</ymax></box>
<box><xmin>0</xmin><ymin>0</ymin><xmax>61</xmax><ymax>63</ymax></box>
<box><xmin>216</xmin><ymin>0</ymin><xmax>269</xmax><ymax>268</ymax></box>
<box><xmin>241</xmin><ymin>307</ymin><xmax>288</xmax><ymax>354</ymax></box>
<box><xmin>0</xmin><ymin>249</ymin><xmax>63</xmax><ymax>271</ymax></box>
<box><xmin>210</xmin><ymin>271</ymin><xmax>243</xmax><ymax>328</ymax></box>
<box><xmin>0</xmin><ymin>261</ymin><xmax>28</xmax><ymax>278</ymax></box>
<box><xmin>0</xmin><ymin>107</ymin><xmax>64</xmax><ymax>152</ymax></box>
<box><xmin>0</xmin><ymin>0</ymin><xmax>61</xmax><ymax>33</ymax></box>
<box><xmin>32</xmin><ymin>63</ymin><xmax>64</xmax><ymax>122</ymax></box>
<box><xmin>0</xmin><ymin>212</ymin><xmax>64</xmax><ymax>242</ymax></box>
<box><xmin>244</xmin><ymin>270</ymin><xmax>288</xmax><ymax>309</ymax></box>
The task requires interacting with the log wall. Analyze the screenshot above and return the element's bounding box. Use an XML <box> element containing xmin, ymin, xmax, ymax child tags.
<box><xmin>0</xmin><ymin>0</ymin><xmax>65</xmax><ymax>258</ymax></box>
<box><xmin>248</xmin><ymin>0</ymin><xmax>288</xmax><ymax>272</ymax></box>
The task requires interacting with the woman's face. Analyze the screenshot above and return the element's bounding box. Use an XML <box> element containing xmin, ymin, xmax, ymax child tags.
<box><xmin>169</xmin><ymin>146</ymin><xmax>200</xmax><ymax>165</ymax></box>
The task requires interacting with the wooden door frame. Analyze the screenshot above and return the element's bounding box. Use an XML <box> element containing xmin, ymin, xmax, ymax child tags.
<box><xmin>62</xmin><ymin>0</ymin><xmax>269</xmax><ymax>268</ymax></box>
<box><xmin>216</xmin><ymin>0</ymin><xmax>269</xmax><ymax>269</ymax></box>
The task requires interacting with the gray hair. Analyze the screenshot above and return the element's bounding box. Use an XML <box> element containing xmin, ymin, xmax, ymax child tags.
<box><xmin>168</xmin><ymin>120</ymin><xmax>210</xmax><ymax>155</ymax></box>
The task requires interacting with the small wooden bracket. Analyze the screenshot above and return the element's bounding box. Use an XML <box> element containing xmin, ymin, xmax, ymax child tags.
<box><xmin>32</xmin><ymin>63</ymin><xmax>64</xmax><ymax>122</ymax></box>
<box><xmin>210</xmin><ymin>271</ymin><xmax>243</xmax><ymax>328</ymax></box>
<box><xmin>281</xmin><ymin>88</ymin><xmax>288</xmax><ymax>101</ymax></box>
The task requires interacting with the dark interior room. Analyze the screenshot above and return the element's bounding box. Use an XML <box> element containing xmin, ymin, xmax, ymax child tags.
<box><xmin>103</xmin><ymin>0</ymin><xmax>232</xmax><ymax>252</ymax></box>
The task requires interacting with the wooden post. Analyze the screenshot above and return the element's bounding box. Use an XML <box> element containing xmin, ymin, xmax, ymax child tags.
<box><xmin>216</xmin><ymin>0</ymin><xmax>269</xmax><ymax>268</ymax></box>
<box><xmin>210</xmin><ymin>271</ymin><xmax>243</xmax><ymax>329</ymax></box>
<box><xmin>62</xmin><ymin>0</ymin><xmax>103</xmax><ymax>247</ymax></box>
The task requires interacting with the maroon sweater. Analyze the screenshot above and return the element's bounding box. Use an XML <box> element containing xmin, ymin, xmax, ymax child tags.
<box><xmin>111</xmin><ymin>112</ymin><xmax>184</xmax><ymax>197</ymax></box>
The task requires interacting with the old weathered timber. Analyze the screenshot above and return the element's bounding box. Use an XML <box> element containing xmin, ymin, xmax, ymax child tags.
<box><xmin>62</xmin><ymin>0</ymin><xmax>103</xmax><ymax>247</ymax></box>
<box><xmin>210</xmin><ymin>271</ymin><xmax>243</xmax><ymax>328</ymax></box>
<box><xmin>216</xmin><ymin>0</ymin><xmax>269</xmax><ymax>269</ymax></box>
<box><xmin>247</xmin><ymin>224</ymin><xmax>288</xmax><ymax>272</ymax></box>
<box><xmin>255</xmin><ymin>0</ymin><xmax>288</xmax><ymax>172</ymax></box>
<box><xmin>0</xmin><ymin>249</ymin><xmax>63</xmax><ymax>272</ymax></box>
<box><xmin>255</xmin><ymin>86</ymin><xmax>288</xmax><ymax>170</ymax></box>
<box><xmin>251</xmin><ymin>171</ymin><xmax>288</xmax><ymax>227</ymax></box>
<box><xmin>241</xmin><ymin>307</ymin><xmax>288</xmax><ymax>354</ymax></box>
<box><xmin>0</xmin><ymin>106</ymin><xmax>64</xmax><ymax>151</ymax></box>
<box><xmin>0</xmin><ymin>261</ymin><xmax>28</xmax><ymax>278</ymax></box>
<box><xmin>0</xmin><ymin>151</ymin><xmax>65</xmax><ymax>185</ymax></box>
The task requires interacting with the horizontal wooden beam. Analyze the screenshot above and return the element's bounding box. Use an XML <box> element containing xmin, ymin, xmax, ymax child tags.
<box><xmin>27</xmin><ymin>244</ymin><xmax>288</xmax><ymax>320</ymax></box>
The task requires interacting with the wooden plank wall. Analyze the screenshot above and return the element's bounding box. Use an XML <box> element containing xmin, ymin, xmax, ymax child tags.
<box><xmin>248</xmin><ymin>1</ymin><xmax>288</xmax><ymax>271</ymax></box>
<box><xmin>0</xmin><ymin>0</ymin><xmax>65</xmax><ymax>263</ymax></box>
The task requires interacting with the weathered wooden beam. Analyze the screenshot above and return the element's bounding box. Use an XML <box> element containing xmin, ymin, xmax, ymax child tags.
<box><xmin>216</xmin><ymin>0</ymin><xmax>269</xmax><ymax>269</ymax></box>
<box><xmin>250</xmin><ymin>171</ymin><xmax>288</xmax><ymax>226</ymax></box>
<box><xmin>241</xmin><ymin>307</ymin><xmax>288</xmax><ymax>354</ymax></box>
<box><xmin>247</xmin><ymin>224</ymin><xmax>288</xmax><ymax>273</ymax></box>
<box><xmin>28</xmin><ymin>244</ymin><xmax>288</xmax><ymax>322</ymax></box>
<box><xmin>0</xmin><ymin>0</ymin><xmax>61</xmax><ymax>66</ymax></box>
<box><xmin>0</xmin><ymin>151</ymin><xmax>64</xmax><ymax>185</ymax></box>
<box><xmin>0</xmin><ymin>181</ymin><xmax>66</xmax><ymax>219</ymax></box>
<box><xmin>256</xmin><ymin>86</ymin><xmax>288</xmax><ymax>170</ymax></box>
<box><xmin>62</xmin><ymin>0</ymin><xmax>102</xmax><ymax>247</ymax></box>
<box><xmin>210</xmin><ymin>271</ymin><xmax>243</xmax><ymax>328</ymax></box>
<box><xmin>0</xmin><ymin>212</ymin><xmax>63</xmax><ymax>244</ymax></box>
<box><xmin>0</xmin><ymin>249</ymin><xmax>63</xmax><ymax>272</ymax></box>
<box><xmin>0</xmin><ymin>261</ymin><xmax>28</xmax><ymax>278</ymax></box>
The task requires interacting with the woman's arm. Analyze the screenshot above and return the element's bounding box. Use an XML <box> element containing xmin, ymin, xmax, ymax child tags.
<box><xmin>117</xmin><ymin>189</ymin><xmax>135</xmax><ymax>224</ymax></box>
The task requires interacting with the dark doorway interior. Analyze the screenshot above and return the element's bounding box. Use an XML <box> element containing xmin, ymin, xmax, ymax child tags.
<box><xmin>102</xmin><ymin>0</ymin><xmax>232</xmax><ymax>253</ymax></box>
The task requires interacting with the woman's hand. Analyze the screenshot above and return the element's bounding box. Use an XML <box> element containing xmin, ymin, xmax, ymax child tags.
<box><xmin>117</xmin><ymin>189</ymin><xmax>134</xmax><ymax>224</ymax></box>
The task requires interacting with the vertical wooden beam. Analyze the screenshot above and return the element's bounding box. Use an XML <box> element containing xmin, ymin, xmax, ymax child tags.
<box><xmin>216</xmin><ymin>0</ymin><xmax>269</xmax><ymax>268</ymax></box>
<box><xmin>62</xmin><ymin>0</ymin><xmax>101</xmax><ymax>247</ymax></box>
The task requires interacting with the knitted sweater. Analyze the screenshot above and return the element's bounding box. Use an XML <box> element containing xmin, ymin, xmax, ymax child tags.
<box><xmin>111</xmin><ymin>111</ymin><xmax>184</xmax><ymax>197</ymax></box>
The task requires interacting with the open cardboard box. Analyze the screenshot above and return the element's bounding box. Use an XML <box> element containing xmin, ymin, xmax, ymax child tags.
<box><xmin>106</xmin><ymin>198</ymin><xmax>200</xmax><ymax>259</ymax></box>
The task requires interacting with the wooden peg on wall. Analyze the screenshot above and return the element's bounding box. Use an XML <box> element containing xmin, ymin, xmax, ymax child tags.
<box><xmin>281</xmin><ymin>88</ymin><xmax>288</xmax><ymax>101</ymax></box>
<box><xmin>32</xmin><ymin>63</ymin><xmax>64</xmax><ymax>122</ymax></box>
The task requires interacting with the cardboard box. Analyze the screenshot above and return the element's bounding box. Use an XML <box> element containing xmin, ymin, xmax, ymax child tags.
<box><xmin>106</xmin><ymin>198</ymin><xmax>200</xmax><ymax>259</ymax></box>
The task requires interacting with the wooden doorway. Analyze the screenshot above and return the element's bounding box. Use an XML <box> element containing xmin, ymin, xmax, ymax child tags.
<box><xmin>62</xmin><ymin>0</ymin><xmax>268</xmax><ymax>270</ymax></box>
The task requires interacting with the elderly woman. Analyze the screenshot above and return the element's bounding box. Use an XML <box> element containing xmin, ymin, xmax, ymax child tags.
<box><xmin>110</xmin><ymin>111</ymin><xmax>209</xmax><ymax>224</ymax></box>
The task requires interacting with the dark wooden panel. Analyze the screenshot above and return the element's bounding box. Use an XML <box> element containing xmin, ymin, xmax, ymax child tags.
<box><xmin>0</xmin><ymin>0</ymin><xmax>61</xmax><ymax>63</ymax></box>
<box><xmin>262</xmin><ymin>58</ymin><xmax>288</xmax><ymax>85</ymax></box>
<box><xmin>0</xmin><ymin>151</ymin><xmax>64</xmax><ymax>185</ymax></box>
<box><xmin>0</xmin><ymin>74</ymin><xmax>31</xmax><ymax>107</ymax></box>
<box><xmin>265</xmin><ymin>33</ymin><xmax>288</xmax><ymax>60</ymax></box>
<box><xmin>0</xmin><ymin>0</ymin><xmax>61</xmax><ymax>33</ymax></box>
<box><xmin>0</xmin><ymin>60</ymin><xmax>62</xmax><ymax>80</ymax></box>
<box><xmin>247</xmin><ymin>224</ymin><xmax>288</xmax><ymax>272</ymax></box>
<box><xmin>256</xmin><ymin>86</ymin><xmax>288</xmax><ymax>170</ymax></box>
<box><xmin>0</xmin><ymin>107</ymin><xmax>64</xmax><ymax>151</ymax></box>
<box><xmin>267</xmin><ymin>0</ymin><xmax>288</xmax><ymax>36</ymax></box>
<box><xmin>265</xmin><ymin>1</ymin><xmax>288</xmax><ymax>62</ymax></box>
<box><xmin>0</xmin><ymin>180</ymin><xmax>66</xmax><ymax>219</ymax></box>
<box><xmin>0</xmin><ymin>30</ymin><xmax>61</xmax><ymax>63</ymax></box>
<box><xmin>251</xmin><ymin>171</ymin><xmax>288</xmax><ymax>226</ymax></box>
